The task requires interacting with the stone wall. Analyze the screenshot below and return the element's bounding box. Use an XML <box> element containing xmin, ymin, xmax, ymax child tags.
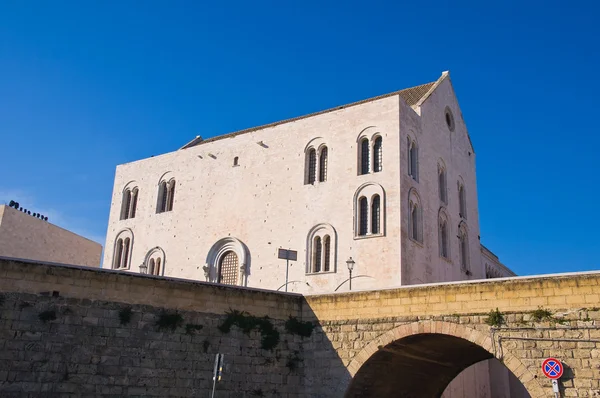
<box><xmin>1</xmin><ymin>258</ymin><xmax>599</xmax><ymax>397</ymax></box>
<box><xmin>0</xmin><ymin>258</ymin><xmax>313</xmax><ymax>397</ymax></box>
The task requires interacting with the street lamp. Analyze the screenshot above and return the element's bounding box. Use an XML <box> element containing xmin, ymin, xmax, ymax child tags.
<box><xmin>139</xmin><ymin>263</ymin><xmax>148</xmax><ymax>274</ymax></box>
<box><xmin>346</xmin><ymin>257</ymin><xmax>355</xmax><ymax>291</ymax></box>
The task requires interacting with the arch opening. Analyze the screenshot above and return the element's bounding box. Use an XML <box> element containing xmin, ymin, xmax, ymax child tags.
<box><xmin>345</xmin><ymin>332</ymin><xmax>532</xmax><ymax>398</ymax></box>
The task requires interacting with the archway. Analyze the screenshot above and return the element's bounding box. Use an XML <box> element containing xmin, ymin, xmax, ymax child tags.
<box><xmin>344</xmin><ymin>321</ymin><xmax>545</xmax><ymax>398</ymax></box>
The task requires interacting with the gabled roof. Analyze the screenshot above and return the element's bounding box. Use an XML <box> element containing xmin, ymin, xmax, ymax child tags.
<box><xmin>181</xmin><ymin>76</ymin><xmax>441</xmax><ymax>150</ymax></box>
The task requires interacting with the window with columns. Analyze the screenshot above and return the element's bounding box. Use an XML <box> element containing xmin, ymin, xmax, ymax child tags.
<box><xmin>112</xmin><ymin>230</ymin><xmax>134</xmax><ymax>270</ymax></box>
<box><xmin>357</xmin><ymin>132</ymin><xmax>383</xmax><ymax>175</ymax></box>
<box><xmin>354</xmin><ymin>182</ymin><xmax>385</xmax><ymax>238</ymax></box>
<box><xmin>157</xmin><ymin>179</ymin><xmax>176</xmax><ymax>213</ymax></box>
<box><xmin>304</xmin><ymin>143</ymin><xmax>328</xmax><ymax>185</ymax></box>
<box><xmin>306</xmin><ymin>223</ymin><xmax>337</xmax><ymax>274</ymax></box>
<box><xmin>120</xmin><ymin>187</ymin><xmax>139</xmax><ymax>220</ymax></box>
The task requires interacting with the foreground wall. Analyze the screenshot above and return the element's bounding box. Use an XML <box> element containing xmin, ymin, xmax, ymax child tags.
<box><xmin>0</xmin><ymin>206</ymin><xmax>102</xmax><ymax>267</ymax></box>
<box><xmin>0</xmin><ymin>258</ymin><xmax>310</xmax><ymax>397</ymax></box>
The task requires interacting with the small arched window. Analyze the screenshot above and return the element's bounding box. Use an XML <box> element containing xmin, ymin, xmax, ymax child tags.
<box><xmin>148</xmin><ymin>258</ymin><xmax>155</xmax><ymax>274</ymax></box>
<box><xmin>459</xmin><ymin>224</ymin><xmax>469</xmax><ymax>272</ymax></box>
<box><xmin>408</xmin><ymin>189</ymin><xmax>423</xmax><ymax>243</ymax></box>
<box><xmin>360</xmin><ymin>138</ymin><xmax>370</xmax><ymax>175</ymax></box>
<box><xmin>438</xmin><ymin>164</ymin><xmax>447</xmax><ymax>204</ymax></box>
<box><xmin>313</xmin><ymin>236</ymin><xmax>322</xmax><ymax>272</ymax></box>
<box><xmin>319</xmin><ymin>147</ymin><xmax>328</xmax><ymax>182</ymax></box>
<box><xmin>122</xmin><ymin>238</ymin><xmax>131</xmax><ymax>268</ymax></box>
<box><xmin>157</xmin><ymin>181</ymin><xmax>168</xmax><ymax>213</ymax></box>
<box><xmin>373</xmin><ymin>136</ymin><xmax>382</xmax><ymax>173</ymax></box>
<box><xmin>306</xmin><ymin>223</ymin><xmax>337</xmax><ymax>274</ymax></box>
<box><xmin>439</xmin><ymin>210</ymin><xmax>450</xmax><ymax>259</ymax></box>
<box><xmin>359</xmin><ymin>197</ymin><xmax>368</xmax><ymax>236</ymax></box>
<box><xmin>154</xmin><ymin>258</ymin><xmax>161</xmax><ymax>276</ymax></box>
<box><xmin>371</xmin><ymin>195</ymin><xmax>381</xmax><ymax>234</ymax></box>
<box><xmin>233</xmin><ymin>156</ymin><xmax>239</xmax><ymax>166</ymax></box>
<box><xmin>121</xmin><ymin>190</ymin><xmax>132</xmax><ymax>220</ymax></box>
<box><xmin>323</xmin><ymin>235</ymin><xmax>331</xmax><ymax>272</ymax></box>
<box><xmin>458</xmin><ymin>183</ymin><xmax>467</xmax><ymax>219</ymax></box>
<box><xmin>408</xmin><ymin>137</ymin><xmax>418</xmax><ymax>181</ymax></box>
<box><xmin>113</xmin><ymin>238</ymin><xmax>124</xmax><ymax>269</ymax></box>
<box><xmin>167</xmin><ymin>180</ymin><xmax>176</xmax><ymax>212</ymax></box>
<box><xmin>307</xmin><ymin>148</ymin><xmax>317</xmax><ymax>184</ymax></box>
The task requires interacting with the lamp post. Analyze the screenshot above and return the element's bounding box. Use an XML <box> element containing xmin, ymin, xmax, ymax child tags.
<box><xmin>139</xmin><ymin>263</ymin><xmax>148</xmax><ymax>274</ymax></box>
<box><xmin>346</xmin><ymin>257</ymin><xmax>355</xmax><ymax>291</ymax></box>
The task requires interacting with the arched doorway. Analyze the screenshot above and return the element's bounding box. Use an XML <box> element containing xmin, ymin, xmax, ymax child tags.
<box><xmin>218</xmin><ymin>250</ymin><xmax>239</xmax><ymax>285</ymax></box>
<box><xmin>344</xmin><ymin>321</ymin><xmax>544</xmax><ymax>398</ymax></box>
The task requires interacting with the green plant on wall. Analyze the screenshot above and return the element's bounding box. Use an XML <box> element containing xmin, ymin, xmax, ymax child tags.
<box><xmin>219</xmin><ymin>309</ymin><xmax>280</xmax><ymax>350</ymax></box>
<box><xmin>285</xmin><ymin>316</ymin><xmax>314</xmax><ymax>338</ymax></box>
<box><xmin>484</xmin><ymin>308</ymin><xmax>504</xmax><ymax>327</ymax></box>
<box><xmin>156</xmin><ymin>312</ymin><xmax>184</xmax><ymax>331</ymax></box>
<box><xmin>119</xmin><ymin>307</ymin><xmax>133</xmax><ymax>325</ymax></box>
<box><xmin>530</xmin><ymin>307</ymin><xmax>553</xmax><ymax>322</ymax></box>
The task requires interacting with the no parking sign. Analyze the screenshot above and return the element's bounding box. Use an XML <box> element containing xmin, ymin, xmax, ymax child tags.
<box><xmin>542</xmin><ymin>357</ymin><xmax>563</xmax><ymax>379</ymax></box>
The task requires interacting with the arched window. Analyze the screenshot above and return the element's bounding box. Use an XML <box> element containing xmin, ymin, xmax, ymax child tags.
<box><xmin>438</xmin><ymin>210</ymin><xmax>450</xmax><ymax>259</ymax></box>
<box><xmin>113</xmin><ymin>229</ymin><xmax>134</xmax><ymax>270</ymax></box>
<box><xmin>233</xmin><ymin>156</ymin><xmax>239</xmax><ymax>166</ymax></box>
<box><xmin>157</xmin><ymin>181</ymin><xmax>168</xmax><ymax>213</ymax></box>
<box><xmin>319</xmin><ymin>147</ymin><xmax>328</xmax><ymax>182</ymax></box>
<box><xmin>438</xmin><ymin>163</ymin><xmax>447</xmax><ymax>204</ymax></box>
<box><xmin>148</xmin><ymin>258</ymin><xmax>155</xmax><ymax>275</ymax></box>
<box><xmin>359</xmin><ymin>197</ymin><xmax>368</xmax><ymax>236</ymax></box>
<box><xmin>113</xmin><ymin>239</ymin><xmax>124</xmax><ymax>268</ymax></box>
<box><xmin>313</xmin><ymin>236</ymin><xmax>322</xmax><ymax>273</ymax></box>
<box><xmin>121</xmin><ymin>190</ymin><xmax>132</xmax><ymax>220</ymax></box>
<box><xmin>458</xmin><ymin>183</ymin><xmax>467</xmax><ymax>219</ymax></box>
<box><xmin>167</xmin><ymin>180</ymin><xmax>176</xmax><ymax>211</ymax></box>
<box><xmin>371</xmin><ymin>195</ymin><xmax>381</xmax><ymax>234</ymax></box>
<box><xmin>129</xmin><ymin>188</ymin><xmax>138</xmax><ymax>218</ymax></box>
<box><xmin>307</xmin><ymin>148</ymin><xmax>317</xmax><ymax>184</ymax></box>
<box><xmin>122</xmin><ymin>238</ymin><xmax>131</xmax><ymax>269</ymax></box>
<box><xmin>408</xmin><ymin>137</ymin><xmax>418</xmax><ymax>181</ymax></box>
<box><xmin>154</xmin><ymin>258</ymin><xmax>161</xmax><ymax>276</ymax></box>
<box><xmin>373</xmin><ymin>136</ymin><xmax>382</xmax><ymax>173</ymax></box>
<box><xmin>354</xmin><ymin>182</ymin><xmax>386</xmax><ymax>238</ymax></box>
<box><xmin>408</xmin><ymin>189</ymin><xmax>423</xmax><ymax>243</ymax></box>
<box><xmin>218</xmin><ymin>250</ymin><xmax>239</xmax><ymax>285</ymax></box>
<box><xmin>323</xmin><ymin>235</ymin><xmax>331</xmax><ymax>272</ymax></box>
<box><xmin>459</xmin><ymin>224</ymin><xmax>469</xmax><ymax>272</ymax></box>
<box><xmin>360</xmin><ymin>138</ymin><xmax>370</xmax><ymax>175</ymax></box>
<box><xmin>306</xmin><ymin>223</ymin><xmax>337</xmax><ymax>274</ymax></box>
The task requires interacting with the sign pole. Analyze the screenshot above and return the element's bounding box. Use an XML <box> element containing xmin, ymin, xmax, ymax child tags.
<box><xmin>211</xmin><ymin>353</ymin><xmax>224</xmax><ymax>398</ymax></box>
<box><xmin>285</xmin><ymin>257</ymin><xmax>289</xmax><ymax>292</ymax></box>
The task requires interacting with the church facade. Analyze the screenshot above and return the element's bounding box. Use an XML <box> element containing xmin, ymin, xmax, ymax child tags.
<box><xmin>103</xmin><ymin>71</ymin><xmax>513</xmax><ymax>291</ymax></box>
<box><xmin>103</xmin><ymin>71</ymin><xmax>524</xmax><ymax>397</ymax></box>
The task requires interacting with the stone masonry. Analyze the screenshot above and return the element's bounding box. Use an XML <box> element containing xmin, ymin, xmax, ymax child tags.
<box><xmin>0</xmin><ymin>258</ymin><xmax>599</xmax><ymax>397</ymax></box>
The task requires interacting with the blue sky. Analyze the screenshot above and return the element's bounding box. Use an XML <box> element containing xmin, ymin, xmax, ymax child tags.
<box><xmin>1</xmin><ymin>1</ymin><xmax>598</xmax><ymax>275</ymax></box>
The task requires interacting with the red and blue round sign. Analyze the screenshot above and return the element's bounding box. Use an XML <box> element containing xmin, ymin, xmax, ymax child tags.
<box><xmin>542</xmin><ymin>358</ymin><xmax>563</xmax><ymax>379</ymax></box>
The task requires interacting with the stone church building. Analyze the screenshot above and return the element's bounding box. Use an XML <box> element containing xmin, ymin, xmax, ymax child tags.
<box><xmin>103</xmin><ymin>71</ymin><xmax>524</xmax><ymax>396</ymax></box>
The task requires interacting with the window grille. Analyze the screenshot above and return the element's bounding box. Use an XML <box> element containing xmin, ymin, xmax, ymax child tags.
<box><xmin>373</xmin><ymin>137</ymin><xmax>382</xmax><ymax>172</ymax></box>
<box><xmin>360</xmin><ymin>139</ymin><xmax>370</xmax><ymax>175</ymax></box>
<box><xmin>308</xmin><ymin>149</ymin><xmax>316</xmax><ymax>184</ymax></box>
<box><xmin>359</xmin><ymin>197</ymin><xmax>368</xmax><ymax>236</ymax></box>
<box><xmin>218</xmin><ymin>251</ymin><xmax>239</xmax><ymax>285</ymax></box>
<box><xmin>371</xmin><ymin>195</ymin><xmax>381</xmax><ymax>234</ymax></box>
<box><xmin>323</xmin><ymin>235</ymin><xmax>330</xmax><ymax>272</ymax></box>
<box><xmin>319</xmin><ymin>147</ymin><xmax>328</xmax><ymax>182</ymax></box>
<box><xmin>314</xmin><ymin>237</ymin><xmax>322</xmax><ymax>272</ymax></box>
